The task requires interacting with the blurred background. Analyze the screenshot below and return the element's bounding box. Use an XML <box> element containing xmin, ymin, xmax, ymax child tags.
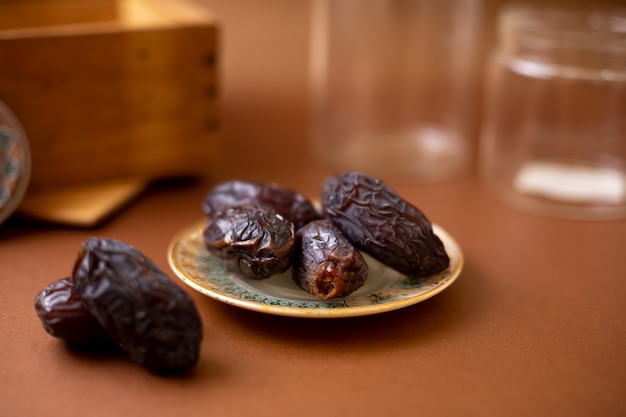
<box><xmin>188</xmin><ymin>0</ymin><xmax>624</xmax><ymax>176</ymax></box>
<box><xmin>0</xmin><ymin>0</ymin><xmax>624</xmax><ymax>224</ymax></box>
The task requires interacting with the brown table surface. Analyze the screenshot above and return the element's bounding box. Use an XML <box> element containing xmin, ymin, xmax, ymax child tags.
<box><xmin>2</xmin><ymin>1</ymin><xmax>626</xmax><ymax>416</ymax></box>
<box><xmin>3</xmin><ymin>159</ymin><xmax>626</xmax><ymax>417</ymax></box>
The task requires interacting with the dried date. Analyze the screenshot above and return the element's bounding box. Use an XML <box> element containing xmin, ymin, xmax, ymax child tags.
<box><xmin>203</xmin><ymin>204</ymin><xmax>295</xmax><ymax>279</ymax></box>
<box><xmin>292</xmin><ymin>220</ymin><xmax>368</xmax><ymax>299</ymax></box>
<box><xmin>34</xmin><ymin>277</ymin><xmax>114</xmax><ymax>345</ymax></box>
<box><xmin>321</xmin><ymin>172</ymin><xmax>449</xmax><ymax>277</ymax></box>
<box><xmin>72</xmin><ymin>238</ymin><xmax>202</xmax><ymax>372</ymax></box>
<box><xmin>202</xmin><ymin>180</ymin><xmax>319</xmax><ymax>229</ymax></box>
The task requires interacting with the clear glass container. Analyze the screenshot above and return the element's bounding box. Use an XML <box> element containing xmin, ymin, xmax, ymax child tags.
<box><xmin>310</xmin><ymin>0</ymin><xmax>482</xmax><ymax>181</ymax></box>
<box><xmin>480</xmin><ymin>4</ymin><xmax>626</xmax><ymax>220</ymax></box>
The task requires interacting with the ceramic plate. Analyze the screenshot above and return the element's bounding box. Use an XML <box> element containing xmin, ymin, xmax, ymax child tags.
<box><xmin>168</xmin><ymin>221</ymin><xmax>463</xmax><ymax>318</ymax></box>
<box><xmin>0</xmin><ymin>100</ymin><xmax>31</xmax><ymax>225</ymax></box>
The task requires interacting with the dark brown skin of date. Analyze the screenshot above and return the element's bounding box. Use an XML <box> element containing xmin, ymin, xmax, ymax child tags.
<box><xmin>34</xmin><ymin>277</ymin><xmax>115</xmax><ymax>345</ymax></box>
<box><xmin>72</xmin><ymin>238</ymin><xmax>203</xmax><ymax>372</ymax></box>
<box><xmin>201</xmin><ymin>180</ymin><xmax>320</xmax><ymax>229</ymax></box>
<box><xmin>293</xmin><ymin>220</ymin><xmax>368</xmax><ymax>299</ymax></box>
<box><xmin>321</xmin><ymin>172</ymin><xmax>450</xmax><ymax>277</ymax></box>
<box><xmin>203</xmin><ymin>204</ymin><xmax>295</xmax><ymax>279</ymax></box>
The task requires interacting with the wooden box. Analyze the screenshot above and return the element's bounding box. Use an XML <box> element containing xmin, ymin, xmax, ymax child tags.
<box><xmin>0</xmin><ymin>0</ymin><xmax>221</xmax><ymax>191</ymax></box>
<box><xmin>0</xmin><ymin>0</ymin><xmax>118</xmax><ymax>31</ymax></box>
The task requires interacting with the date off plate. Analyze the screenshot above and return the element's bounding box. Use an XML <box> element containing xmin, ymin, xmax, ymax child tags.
<box><xmin>168</xmin><ymin>221</ymin><xmax>463</xmax><ymax>318</ymax></box>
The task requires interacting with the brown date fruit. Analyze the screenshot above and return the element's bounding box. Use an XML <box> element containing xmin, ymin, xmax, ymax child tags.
<box><xmin>201</xmin><ymin>180</ymin><xmax>320</xmax><ymax>229</ymax></box>
<box><xmin>34</xmin><ymin>277</ymin><xmax>114</xmax><ymax>345</ymax></box>
<box><xmin>292</xmin><ymin>220</ymin><xmax>368</xmax><ymax>299</ymax></box>
<box><xmin>321</xmin><ymin>172</ymin><xmax>449</xmax><ymax>277</ymax></box>
<box><xmin>203</xmin><ymin>204</ymin><xmax>295</xmax><ymax>279</ymax></box>
<box><xmin>72</xmin><ymin>238</ymin><xmax>202</xmax><ymax>372</ymax></box>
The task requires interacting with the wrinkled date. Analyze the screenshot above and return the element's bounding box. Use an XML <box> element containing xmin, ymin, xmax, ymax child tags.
<box><xmin>72</xmin><ymin>238</ymin><xmax>202</xmax><ymax>372</ymax></box>
<box><xmin>321</xmin><ymin>172</ymin><xmax>450</xmax><ymax>277</ymax></box>
<box><xmin>292</xmin><ymin>220</ymin><xmax>368</xmax><ymax>299</ymax></box>
<box><xmin>201</xmin><ymin>180</ymin><xmax>319</xmax><ymax>229</ymax></box>
<box><xmin>34</xmin><ymin>277</ymin><xmax>114</xmax><ymax>345</ymax></box>
<box><xmin>203</xmin><ymin>204</ymin><xmax>295</xmax><ymax>279</ymax></box>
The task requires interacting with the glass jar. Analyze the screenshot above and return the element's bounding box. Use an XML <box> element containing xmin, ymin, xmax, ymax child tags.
<box><xmin>310</xmin><ymin>0</ymin><xmax>482</xmax><ymax>181</ymax></box>
<box><xmin>480</xmin><ymin>4</ymin><xmax>626</xmax><ymax>220</ymax></box>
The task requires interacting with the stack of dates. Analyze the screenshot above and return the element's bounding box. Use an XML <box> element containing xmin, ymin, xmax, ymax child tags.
<box><xmin>202</xmin><ymin>172</ymin><xmax>450</xmax><ymax>300</ymax></box>
<box><xmin>34</xmin><ymin>238</ymin><xmax>203</xmax><ymax>373</ymax></box>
